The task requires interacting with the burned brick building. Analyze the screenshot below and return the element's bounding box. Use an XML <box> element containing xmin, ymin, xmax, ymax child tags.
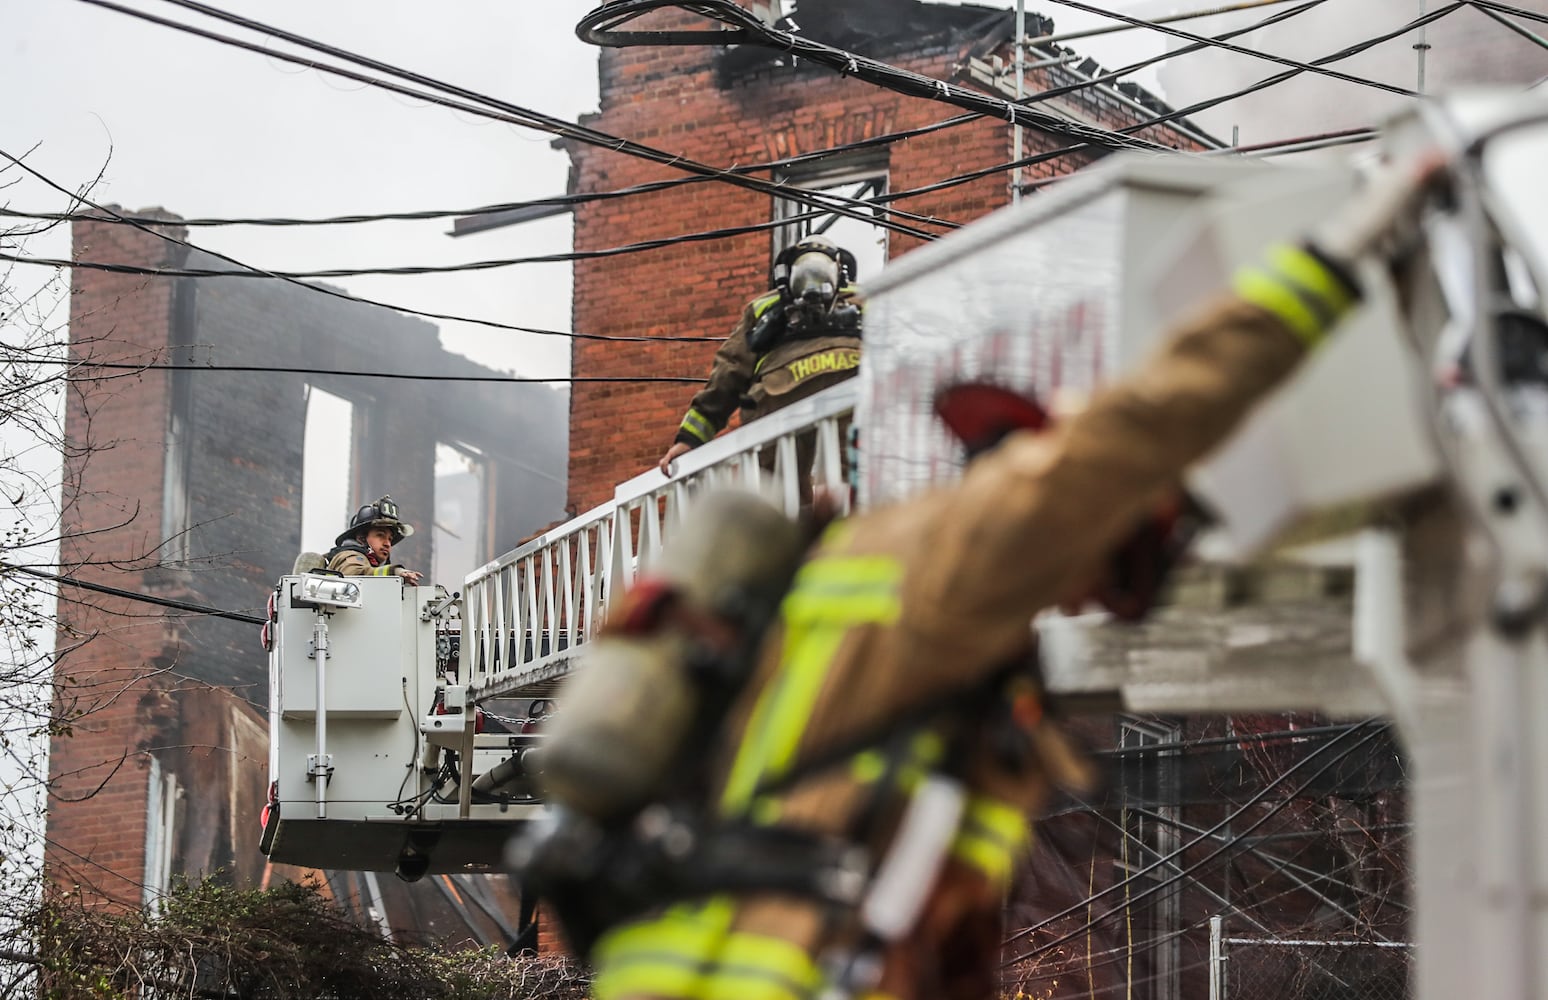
<box><xmin>560</xmin><ymin>0</ymin><xmax>1208</xmax><ymax>512</ymax></box>
<box><xmin>49</xmin><ymin>211</ymin><xmax>566</xmax><ymax>926</ymax></box>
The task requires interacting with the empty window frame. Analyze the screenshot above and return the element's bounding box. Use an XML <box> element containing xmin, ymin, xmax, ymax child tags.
<box><xmin>771</xmin><ymin>159</ymin><xmax>889</xmax><ymax>286</ymax></box>
<box><xmin>433</xmin><ymin>442</ymin><xmax>491</xmax><ymax>588</ymax></box>
<box><xmin>300</xmin><ymin>386</ymin><xmax>357</xmax><ymax>555</ymax></box>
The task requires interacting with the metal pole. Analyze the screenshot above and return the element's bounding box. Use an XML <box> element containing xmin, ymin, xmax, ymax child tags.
<box><xmin>1209</xmin><ymin>915</ymin><xmax>1224</xmax><ymax>1000</ymax></box>
<box><xmin>1415</xmin><ymin>0</ymin><xmax>1431</xmax><ymax>92</ymax></box>
<box><xmin>312</xmin><ymin>612</ymin><xmax>331</xmax><ymax>819</ymax></box>
<box><xmin>1013</xmin><ymin>0</ymin><xmax>1026</xmax><ymax>204</ymax></box>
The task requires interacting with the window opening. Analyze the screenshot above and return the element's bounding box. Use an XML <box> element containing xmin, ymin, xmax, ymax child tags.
<box><xmin>434</xmin><ymin>442</ymin><xmax>490</xmax><ymax>588</ymax></box>
<box><xmin>772</xmin><ymin>161</ymin><xmax>889</xmax><ymax>285</ymax></box>
<box><xmin>300</xmin><ymin>387</ymin><xmax>356</xmax><ymax>554</ymax></box>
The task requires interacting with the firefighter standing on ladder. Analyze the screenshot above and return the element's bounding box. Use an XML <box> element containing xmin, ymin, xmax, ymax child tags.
<box><xmin>559</xmin><ymin>154</ymin><xmax>1448</xmax><ymax>1000</ymax></box>
<box><xmin>658</xmin><ymin>234</ymin><xmax>863</xmax><ymax>500</ymax></box>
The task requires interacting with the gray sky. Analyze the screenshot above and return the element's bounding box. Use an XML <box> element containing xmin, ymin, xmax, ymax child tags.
<box><xmin>2</xmin><ymin>0</ymin><xmax>604</xmax><ymax>379</ymax></box>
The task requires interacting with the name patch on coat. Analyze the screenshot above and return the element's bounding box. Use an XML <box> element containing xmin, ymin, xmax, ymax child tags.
<box><xmin>785</xmin><ymin>348</ymin><xmax>861</xmax><ymax>384</ymax></box>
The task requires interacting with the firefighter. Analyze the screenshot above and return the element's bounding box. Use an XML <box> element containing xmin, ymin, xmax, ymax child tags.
<box><xmin>583</xmin><ymin>153</ymin><xmax>1447</xmax><ymax>1000</ymax></box>
<box><xmin>657</xmin><ymin>234</ymin><xmax>863</xmax><ymax>497</ymax></box>
<box><xmin>324</xmin><ymin>495</ymin><xmax>423</xmax><ymax>585</ymax></box>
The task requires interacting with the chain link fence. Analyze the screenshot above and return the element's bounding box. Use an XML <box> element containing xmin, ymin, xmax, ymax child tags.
<box><xmin>1217</xmin><ymin>929</ymin><xmax>1412</xmax><ymax>1000</ymax></box>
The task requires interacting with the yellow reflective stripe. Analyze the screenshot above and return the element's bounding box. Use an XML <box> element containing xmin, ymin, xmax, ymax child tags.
<box><xmin>593</xmin><ymin>904</ymin><xmax>819</xmax><ymax>1000</ymax></box>
<box><xmin>369</xmin><ymin>564</ymin><xmax>395</xmax><ymax>577</ymax></box>
<box><xmin>593</xmin><ymin>898</ymin><xmax>734</xmax><ymax>965</ymax></box>
<box><xmin>1269</xmin><ymin>244</ymin><xmax>1356</xmax><ymax>316</ymax></box>
<box><xmin>704</xmin><ymin>933</ymin><xmax>821</xmax><ymax>1000</ymax></box>
<box><xmin>751</xmin><ymin>292</ymin><xmax>784</xmax><ymax>318</ymax></box>
<box><xmin>950</xmin><ymin>797</ymin><xmax>1031</xmax><ymax>885</ymax></box>
<box><xmin>965</xmin><ymin>796</ymin><xmax>1028</xmax><ymax>846</ymax></box>
<box><xmin>779</xmin><ymin>556</ymin><xmax>902</xmax><ymax>624</ymax></box>
<box><xmin>1233</xmin><ymin>243</ymin><xmax>1356</xmax><ymax>349</ymax></box>
<box><xmin>680</xmin><ymin>408</ymin><xmax>716</xmax><ymax>444</ymax></box>
<box><xmin>1233</xmin><ymin>268</ymin><xmax>1325</xmax><ymax>347</ymax></box>
<box><xmin>720</xmin><ymin>619</ymin><xmax>847</xmax><ymax>813</ymax></box>
<box><xmin>851</xmin><ymin>750</ymin><xmax>887</xmax><ymax>784</ymax></box>
<box><xmin>594</xmin><ymin>960</ymin><xmax>702</xmax><ymax>1000</ymax></box>
<box><xmin>951</xmin><ymin>832</ymin><xmax>1016</xmax><ymax>884</ymax></box>
<box><xmin>593</xmin><ymin>899</ymin><xmax>731</xmax><ymax>1000</ymax></box>
<box><xmin>720</xmin><ymin>554</ymin><xmax>904</xmax><ymax>814</ymax></box>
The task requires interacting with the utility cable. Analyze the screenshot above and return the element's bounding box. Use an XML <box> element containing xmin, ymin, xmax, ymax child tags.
<box><xmin>97</xmin><ymin>0</ymin><xmax>944</xmax><ymax>241</ymax></box>
<box><xmin>19</xmin><ymin>0</ymin><xmax>1335</xmax><ymax>247</ymax></box>
<box><xmin>0</xmin><ymin>0</ymin><xmax>1331</xmax><ymax>233</ymax></box>
<box><xmin>1001</xmin><ymin>721</ymin><xmax>1391</xmax><ymax>964</ymax></box>
<box><xmin>0</xmin><ymin>148</ymin><xmax>727</xmax><ymax>344</ymax></box>
<box><xmin>1</xmin><ymin>207</ymin><xmax>852</xmax><ymax>280</ymax></box>
<box><xmin>1001</xmin><ymin>723</ymin><xmax>1395</xmax><ymax>966</ymax></box>
<box><xmin>44</xmin><ymin>359</ymin><xmax>703</xmax><ymax>384</ymax></box>
<box><xmin>1030</xmin><ymin>0</ymin><xmax>1304</xmax><ymax>46</ymax></box>
<box><xmin>885</xmin><ymin>0</ymin><xmax>1398</xmax><ymax>203</ymax></box>
<box><xmin>1</xmin><ymin>562</ymin><xmax>265</xmax><ymax>626</ymax></box>
<box><xmin>1468</xmin><ymin>0</ymin><xmax>1548</xmax><ymax>45</ymax></box>
<box><xmin>1038</xmin><ymin>0</ymin><xmax>1418</xmax><ymax>97</ymax></box>
<box><xmin>1470</xmin><ymin>0</ymin><xmax>1548</xmax><ymax>25</ymax></box>
<box><xmin>578</xmin><ymin>0</ymin><xmax>1178</xmax><ymax>153</ymax></box>
<box><xmin>998</xmin><ymin>2</ymin><xmax>1465</xmax><ymax>196</ymax></box>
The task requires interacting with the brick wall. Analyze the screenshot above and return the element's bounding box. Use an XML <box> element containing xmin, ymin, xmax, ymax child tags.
<box><xmin>51</xmin><ymin>213</ymin><xmax>183</xmax><ymax>904</ymax></box>
<box><xmin>52</xmin><ymin>213</ymin><xmax>569</xmax><ymax>906</ymax></box>
<box><xmin>565</xmin><ymin>6</ymin><xmax>1200</xmax><ymax>511</ymax></box>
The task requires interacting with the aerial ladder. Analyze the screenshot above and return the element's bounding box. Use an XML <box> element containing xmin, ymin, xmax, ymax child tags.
<box><xmin>262</xmin><ymin>90</ymin><xmax>1548</xmax><ymax>999</ymax></box>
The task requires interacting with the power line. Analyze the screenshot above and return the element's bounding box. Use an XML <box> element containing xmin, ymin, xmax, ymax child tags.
<box><xmin>2</xmin><ymin>562</ymin><xmax>265</xmax><ymax>625</ymax></box>
<box><xmin>0</xmin><ymin>0</ymin><xmax>1328</xmax><ymax>234</ymax></box>
<box><xmin>1468</xmin><ymin>1</ymin><xmax>1548</xmax><ymax>49</ymax></box>
<box><xmin>1003</xmin><ymin>1</ymin><xmax>1463</xmax><ymax>195</ymax></box>
<box><xmin>579</xmin><ymin>0</ymin><xmax>1179</xmax><ymax>154</ymax></box>
<box><xmin>0</xmin><ymin>148</ymin><xmax>728</xmax><ymax>345</ymax></box>
<box><xmin>83</xmin><ymin>0</ymin><xmax>946</xmax><ymax>241</ymax></box>
<box><xmin>1038</xmin><ymin>0</ymin><xmax>1418</xmax><ymax>98</ymax></box>
<box><xmin>14</xmin><ymin>0</ymin><xmax>1343</xmax><ymax>256</ymax></box>
<box><xmin>44</xmin><ymin>359</ymin><xmax>702</xmax><ymax>384</ymax></box>
<box><xmin>890</xmin><ymin>0</ymin><xmax>1356</xmax><ymax>202</ymax></box>
<box><xmin>0</xmin><ymin>207</ymin><xmax>858</xmax><ymax>280</ymax></box>
<box><xmin>0</xmin><ymin>0</ymin><xmax>1362</xmax><ymax>289</ymax></box>
<box><xmin>1000</xmin><ymin>721</ymin><xmax>1393</xmax><ymax>965</ymax></box>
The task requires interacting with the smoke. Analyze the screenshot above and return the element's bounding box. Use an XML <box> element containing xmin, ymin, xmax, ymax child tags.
<box><xmin>1152</xmin><ymin>0</ymin><xmax>1548</xmax><ymax>149</ymax></box>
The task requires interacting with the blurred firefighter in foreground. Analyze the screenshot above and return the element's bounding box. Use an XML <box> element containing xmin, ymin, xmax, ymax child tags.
<box><xmin>527</xmin><ymin>154</ymin><xmax>1447</xmax><ymax>1000</ymax></box>
<box><xmin>658</xmin><ymin>234</ymin><xmax>863</xmax><ymax>500</ymax></box>
<box><xmin>325</xmin><ymin>495</ymin><xmax>423</xmax><ymax>585</ymax></box>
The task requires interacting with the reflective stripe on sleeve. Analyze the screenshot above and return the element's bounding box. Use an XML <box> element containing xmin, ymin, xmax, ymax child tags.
<box><xmin>680</xmin><ymin>408</ymin><xmax>717</xmax><ymax>444</ymax></box>
<box><xmin>369</xmin><ymin>564</ymin><xmax>395</xmax><ymax>577</ymax></box>
<box><xmin>1232</xmin><ymin>243</ymin><xmax>1358</xmax><ymax>349</ymax></box>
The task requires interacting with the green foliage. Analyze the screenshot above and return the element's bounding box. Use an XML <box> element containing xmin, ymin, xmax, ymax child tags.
<box><xmin>16</xmin><ymin>876</ymin><xmax>587</xmax><ymax>1000</ymax></box>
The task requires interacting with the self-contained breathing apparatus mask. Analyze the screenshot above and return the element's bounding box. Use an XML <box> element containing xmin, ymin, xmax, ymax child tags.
<box><xmin>748</xmin><ymin>235</ymin><xmax>863</xmax><ymax>355</ymax></box>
